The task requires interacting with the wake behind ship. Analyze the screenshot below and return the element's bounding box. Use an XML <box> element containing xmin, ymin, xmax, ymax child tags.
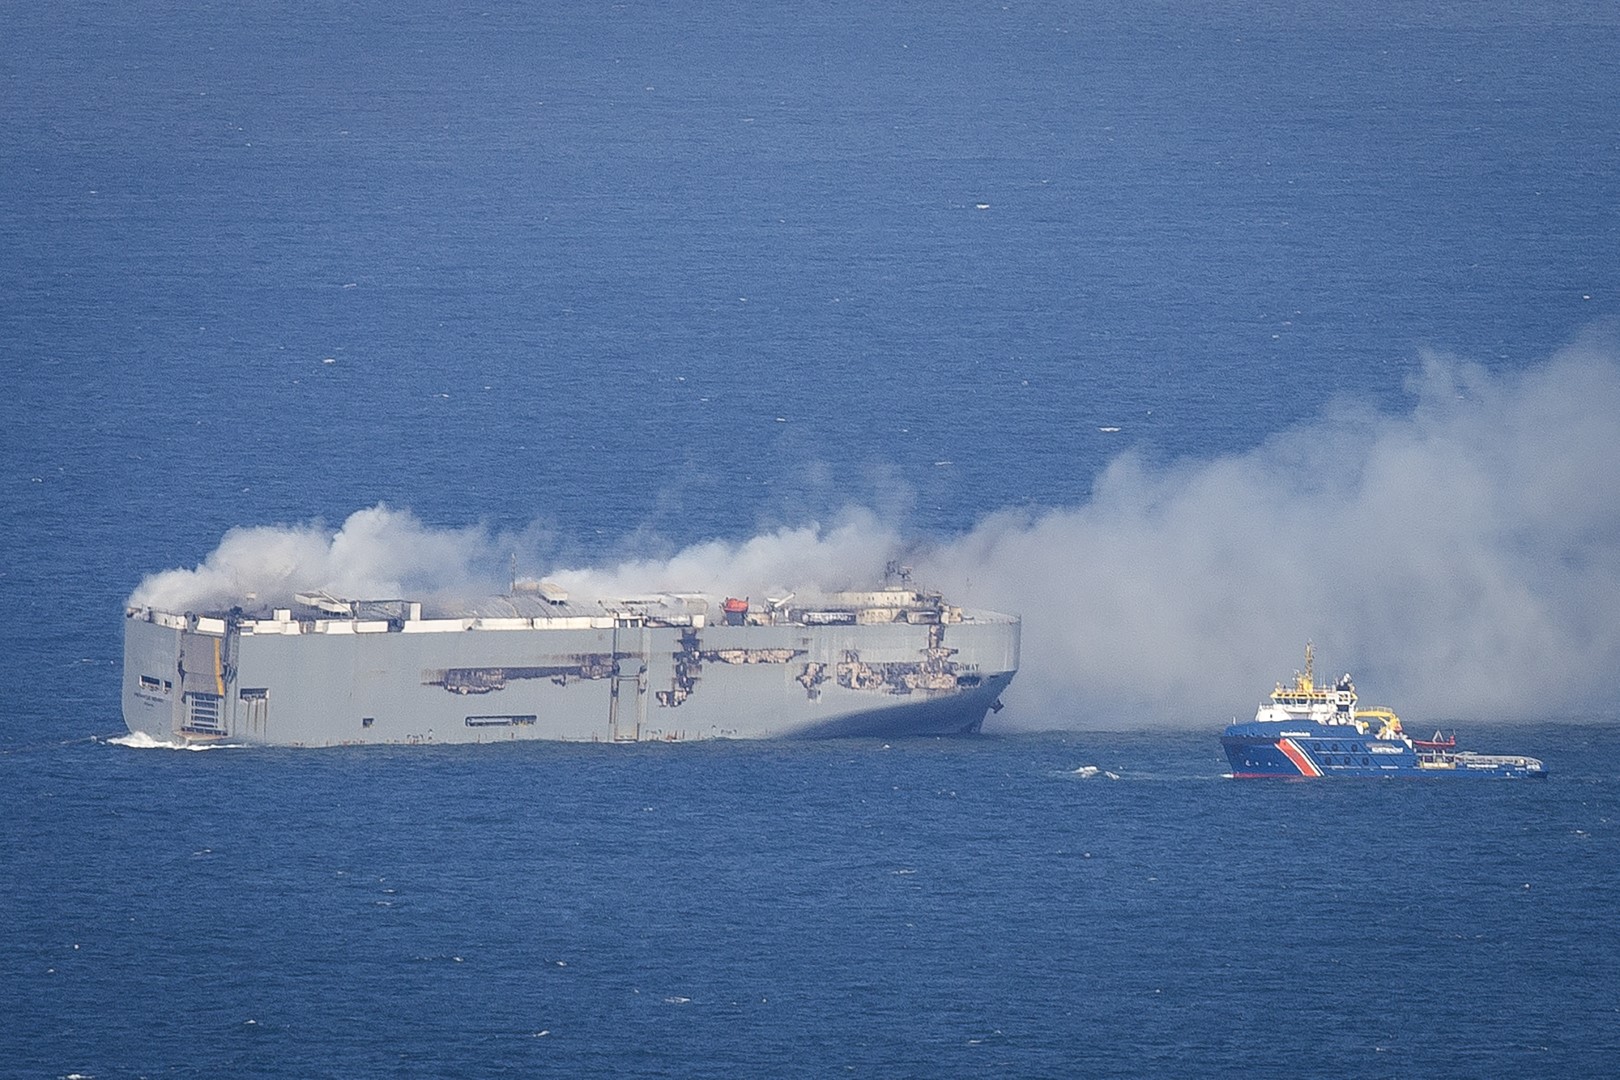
<box><xmin>1220</xmin><ymin>644</ymin><xmax>1546</xmax><ymax>779</ymax></box>
<box><xmin>123</xmin><ymin>581</ymin><xmax>1019</xmax><ymax>747</ymax></box>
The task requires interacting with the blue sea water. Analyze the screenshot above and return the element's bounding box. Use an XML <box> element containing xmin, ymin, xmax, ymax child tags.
<box><xmin>5</xmin><ymin>730</ymin><xmax>1619</xmax><ymax>1077</ymax></box>
<box><xmin>3</xmin><ymin>0</ymin><xmax>1619</xmax><ymax>1075</ymax></box>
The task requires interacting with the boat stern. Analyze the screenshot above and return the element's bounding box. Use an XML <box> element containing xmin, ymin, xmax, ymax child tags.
<box><xmin>122</xmin><ymin>608</ymin><xmax>183</xmax><ymax>742</ymax></box>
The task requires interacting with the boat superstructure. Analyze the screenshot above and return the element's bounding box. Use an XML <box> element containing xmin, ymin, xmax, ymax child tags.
<box><xmin>1220</xmin><ymin>644</ymin><xmax>1546</xmax><ymax>779</ymax></box>
<box><xmin>122</xmin><ymin>581</ymin><xmax>1019</xmax><ymax>747</ymax></box>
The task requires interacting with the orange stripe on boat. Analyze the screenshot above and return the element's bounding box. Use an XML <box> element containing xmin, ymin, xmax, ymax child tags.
<box><xmin>1277</xmin><ymin>738</ymin><xmax>1322</xmax><ymax>777</ymax></box>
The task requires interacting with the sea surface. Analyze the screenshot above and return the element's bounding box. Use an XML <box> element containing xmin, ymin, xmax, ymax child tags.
<box><xmin>4</xmin><ymin>729</ymin><xmax>1619</xmax><ymax>1078</ymax></box>
<box><xmin>3</xmin><ymin>0</ymin><xmax>1619</xmax><ymax>1076</ymax></box>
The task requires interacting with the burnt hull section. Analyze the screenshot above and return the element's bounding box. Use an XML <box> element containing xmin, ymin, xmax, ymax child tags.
<box><xmin>784</xmin><ymin>671</ymin><xmax>1013</xmax><ymax>739</ymax></box>
<box><xmin>122</xmin><ymin>606</ymin><xmax>1020</xmax><ymax>747</ymax></box>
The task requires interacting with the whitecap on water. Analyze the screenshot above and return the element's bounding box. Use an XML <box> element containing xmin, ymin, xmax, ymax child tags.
<box><xmin>106</xmin><ymin>732</ymin><xmax>241</xmax><ymax>751</ymax></box>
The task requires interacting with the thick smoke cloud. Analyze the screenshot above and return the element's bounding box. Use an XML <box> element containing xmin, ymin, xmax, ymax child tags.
<box><xmin>127</xmin><ymin>507</ymin><xmax>508</xmax><ymax>613</ymax></box>
<box><xmin>921</xmin><ymin>335</ymin><xmax>1620</xmax><ymax>723</ymax></box>
<box><xmin>130</xmin><ymin>337</ymin><xmax>1620</xmax><ymax>725</ymax></box>
<box><xmin>128</xmin><ymin>507</ymin><xmax>901</xmax><ymax>616</ymax></box>
<box><xmin>546</xmin><ymin>511</ymin><xmax>903</xmax><ymax>602</ymax></box>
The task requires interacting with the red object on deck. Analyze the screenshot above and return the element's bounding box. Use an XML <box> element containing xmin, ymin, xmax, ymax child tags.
<box><xmin>1412</xmin><ymin>730</ymin><xmax>1457</xmax><ymax>750</ymax></box>
<box><xmin>722</xmin><ymin>597</ymin><xmax>748</xmax><ymax>614</ymax></box>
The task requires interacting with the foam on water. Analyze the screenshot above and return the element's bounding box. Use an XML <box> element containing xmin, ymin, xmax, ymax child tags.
<box><xmin>105</xmin><ymin>731</ymin><xmax>242</xmax><ymax>751</ymax></box>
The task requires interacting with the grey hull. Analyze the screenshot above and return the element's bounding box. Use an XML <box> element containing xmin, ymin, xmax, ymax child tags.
<box><xmin>122</xmin><ymin>604</ymin><xmax>1019</xmax><ymax>747</ymax></box>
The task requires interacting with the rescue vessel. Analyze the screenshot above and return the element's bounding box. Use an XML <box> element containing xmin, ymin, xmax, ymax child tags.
<box><xmin>1220</xmin><ymin>644</ymin><xmax>1546</xmax><ymax>779</ymax></box>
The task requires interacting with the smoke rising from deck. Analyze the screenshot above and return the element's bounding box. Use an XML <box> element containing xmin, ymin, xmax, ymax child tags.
<box><xmin>544</xmin><ymin>512</ymin><xmax>903</xmax><ymax>602</ymax></box>
<box><xmin>129</xmin><ymin>335</ymin><xmax>1620</xmax><ymax>725</ymax></box>
<box><xmin>127</xmin><ymin>507</ymin><xmax>902</xmax><ymax>616</ymax></box>
<box><xmin>126</xmin><ymin>508</ymin><xmax>509</xmax><ymax>614</ymax></box>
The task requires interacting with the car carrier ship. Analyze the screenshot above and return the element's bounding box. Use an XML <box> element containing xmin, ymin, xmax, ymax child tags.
<box><xmin>122</xmin><ymin>578</ymin><xmax>1019</xmax><ymax>747</ymax></box>
<box><xmin>1220</xmin><ymin>644</ymin><xmax>1546</xmax><ymax>779</ymax></box>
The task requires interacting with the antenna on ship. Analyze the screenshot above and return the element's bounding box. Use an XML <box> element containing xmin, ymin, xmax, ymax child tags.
<box><xmin>509</xmin><ymin>552</ymin><xmax>517</xmax><ymax>594</ymax></box>
<box><xmin>1303</xmin><ymin>640</ymin><xmax>1315</xmax><ymax>691</ymax></box>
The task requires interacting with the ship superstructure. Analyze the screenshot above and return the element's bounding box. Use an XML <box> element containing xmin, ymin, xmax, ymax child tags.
<box><xmin>1220</xmin><ymin>644</ymin><xmax>1546</xmax><ymax>779</ymax></box>
<box><xmin>123</xmin><ymin>580</ymin><xmax>1019</xmax><ymax>747</ymax></box>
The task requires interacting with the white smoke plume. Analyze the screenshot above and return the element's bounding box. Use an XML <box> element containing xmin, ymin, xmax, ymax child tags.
<box><xmin>545</xmin><ymin>510</ymin><xmax>903</xmax><ymax>602</ymax></box>
<box><xmin>129</xmin><ymin>335</ymin><xmax>1620</xmax><ymax>725</ymax></box>
<box><xmin>127</xmin><ymin>507</ymin><xmax>508</xmax><ymax>613</ymax></box>
<box><xmin>127</xmin><ymin>506</ymin><xmax>902</xmax><ymax>616</ymax></box>
<box><xmin>919</xmin><ymin>333</ymin><xmax>1620</xmax><ymax>724</ymax></box>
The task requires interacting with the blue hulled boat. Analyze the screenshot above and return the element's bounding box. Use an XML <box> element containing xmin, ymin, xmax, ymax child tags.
<box><xmin>1220</xmin><ymin>644</ymin><xmax>1546</xmax><ymax>779</ymax></box>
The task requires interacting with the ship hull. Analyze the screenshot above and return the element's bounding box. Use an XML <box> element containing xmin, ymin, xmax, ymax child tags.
<box><xmin>123</xmin><ymin>607</ymin><xmax>1019</xmax><ymax>747</ymax></box>
<box><xmin>1221</xmin><ymin>722</ymin><xmax>1546</xmax><ymax>779</ymax></box>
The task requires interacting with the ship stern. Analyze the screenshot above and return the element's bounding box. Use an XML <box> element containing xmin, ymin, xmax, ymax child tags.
<box><xmin>122</xmin><ymin>610</ymin><xmax>183</xmax><ymax>742</ymax></box>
